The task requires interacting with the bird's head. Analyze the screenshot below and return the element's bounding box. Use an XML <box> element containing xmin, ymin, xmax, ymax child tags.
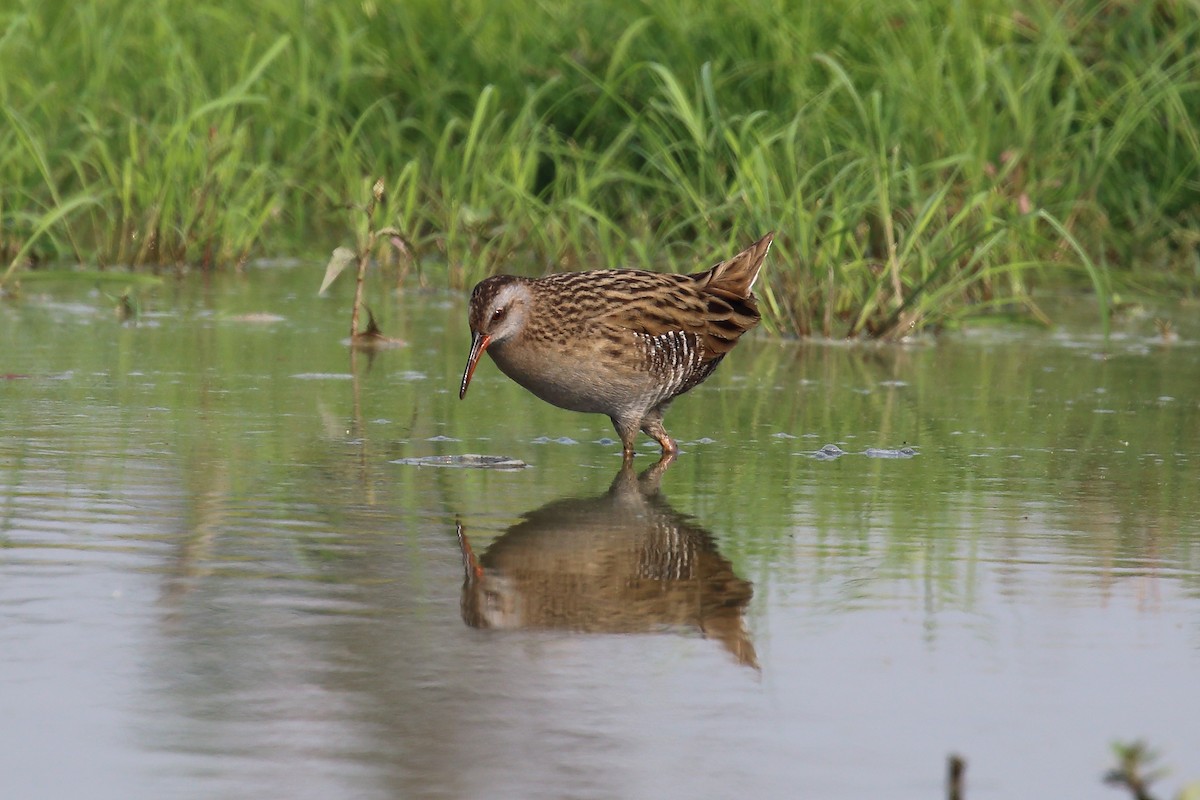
<box><xmin>460</xmin><ymin>275</ymin><xmax>533</xmax><ymax>399</ymax></box>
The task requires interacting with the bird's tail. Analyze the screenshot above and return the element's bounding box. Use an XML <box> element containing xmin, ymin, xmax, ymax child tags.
<box><xmin>697</xmin><ymin>232</ymin><xmax>774</xmax><ymax>299</ymax></box>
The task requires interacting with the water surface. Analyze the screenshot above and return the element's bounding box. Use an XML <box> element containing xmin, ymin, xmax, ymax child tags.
<box><xmin>2</xmin><ymin>270</ymin><xmax>1198</xmax><ymax>798</ymax></box>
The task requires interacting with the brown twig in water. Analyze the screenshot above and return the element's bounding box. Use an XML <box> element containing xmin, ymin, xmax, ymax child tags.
<box><xmin>947</xmin><ymin>753</ymin><xmax>966</xmax><ymax>800</ymax></box>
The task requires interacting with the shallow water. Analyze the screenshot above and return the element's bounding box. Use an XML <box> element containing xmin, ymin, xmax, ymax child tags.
<box><xmin>2</xmin><ymin>270</ymin><xmax>1198</xmax><ymax>799</ymax></box>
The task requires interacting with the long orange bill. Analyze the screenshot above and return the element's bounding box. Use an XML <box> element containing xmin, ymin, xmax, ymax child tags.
<box><xmin>459</xmin><ymin>331</ymin><xmax>491</xmax><ymax>399</ymax></box>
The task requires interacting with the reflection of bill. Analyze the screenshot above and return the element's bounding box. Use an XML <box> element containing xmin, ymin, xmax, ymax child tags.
<box><xmin>457</xmin><ymin>459</ymin><xmax>757</xmax><ymax>668</ymax></box>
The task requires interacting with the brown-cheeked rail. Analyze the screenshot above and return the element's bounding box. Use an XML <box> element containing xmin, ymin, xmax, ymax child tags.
<box><xmin>459</xmin><ymin>233</ymin><xmax>775</xmax><ymax>459</ymax></box>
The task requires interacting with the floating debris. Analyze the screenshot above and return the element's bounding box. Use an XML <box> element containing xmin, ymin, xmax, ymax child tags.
<box><xmin>346</xmin><ymin>332</ymin><xmax>406</xmax><ymax>350</ymax></box>
<box><xmin>807</xmin><ymin>444</ymin><xmax>918</xmax><ymax>460</ymax></box>
<box><xmin>391</xmin><ymin>454</ymin><xmax>528</xmax><ymax>470</ymax></box>
<box><xmin>864</xmin><ymin>447</ymin><xmax>918</xmax><ymax>459</ymax></box>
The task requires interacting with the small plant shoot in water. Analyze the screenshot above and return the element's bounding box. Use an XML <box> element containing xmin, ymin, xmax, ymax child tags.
<box><xmin>320</xmin><ymin>177</ymin><xmax>407</xmax><ymax>350</ymax></box>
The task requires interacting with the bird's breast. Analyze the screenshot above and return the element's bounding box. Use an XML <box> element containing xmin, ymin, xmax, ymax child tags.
<box><xmin>485</xmin><ymin>324</ymin><xmax>719</xmax><ymax>417</ymax></box>
<box><xmin>486</xmin><ymin>336</ymin><xmax>622</xmax><ymax>414</ymax></box>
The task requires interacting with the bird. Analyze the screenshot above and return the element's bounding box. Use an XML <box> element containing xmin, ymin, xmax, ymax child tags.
<box><xmin>458</xmin><ymin>232</ymin><xmax>774</xmax><ymax>459</ymax></box>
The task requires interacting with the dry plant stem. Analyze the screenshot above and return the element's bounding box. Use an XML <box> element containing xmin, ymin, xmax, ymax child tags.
<box><xmin>349</xmin><ymin>181</ymin><xmax>381</xmax><ymax>338</ymax></box>
<box><xmin>350</xmin><ymin>250</ymin><xmax>367</xmax><ymax>338</ymax></box>
<box><xmin>348</xmin><ymin>178</ymin><xmax>404</xmax><ymax>338</ymax></box>
<box><xmin>947</xmin><ymin>754</ymin><xmax>965</xmax><ymax>800</ymax></box>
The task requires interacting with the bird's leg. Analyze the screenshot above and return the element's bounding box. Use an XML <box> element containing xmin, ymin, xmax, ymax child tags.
<box><xmin>640</xmin><ymin>408</ymin><xmax>679</xmax><ymax>457</ymax></box>
<box><xmin>612</xmin><ymin>416</ymin><xmax>641</xmax><ymax>461</ymax></box>
<box><xmin>614</xmin><ymin>409</ymin><xmax>679</xmax><ymax>459</ymax></box>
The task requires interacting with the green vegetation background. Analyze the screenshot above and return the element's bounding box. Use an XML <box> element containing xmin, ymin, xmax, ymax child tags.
<box><xmin>2</xmin><ymin>0</ymin><xmax>1197</xmax><ymax>336</ymax></box>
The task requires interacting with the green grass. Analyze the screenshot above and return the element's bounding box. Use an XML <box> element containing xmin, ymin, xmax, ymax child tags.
<box><xmin>2</xmin><ymin>0</ymin><xmax>1198</xmax><ymax>336</ymax></box>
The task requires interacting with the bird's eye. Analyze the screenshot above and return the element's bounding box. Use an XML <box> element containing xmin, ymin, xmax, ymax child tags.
<box><xmin>491</xmin><ymin>307</ymin><xmax>507</xmax><ymax>322</ymax></box>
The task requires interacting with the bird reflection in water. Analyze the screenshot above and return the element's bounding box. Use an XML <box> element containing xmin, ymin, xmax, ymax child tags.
<box><xmin>457</xmin><ymin>457</ymin><xmax>758</xmax><ymax>668</ymax></box>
